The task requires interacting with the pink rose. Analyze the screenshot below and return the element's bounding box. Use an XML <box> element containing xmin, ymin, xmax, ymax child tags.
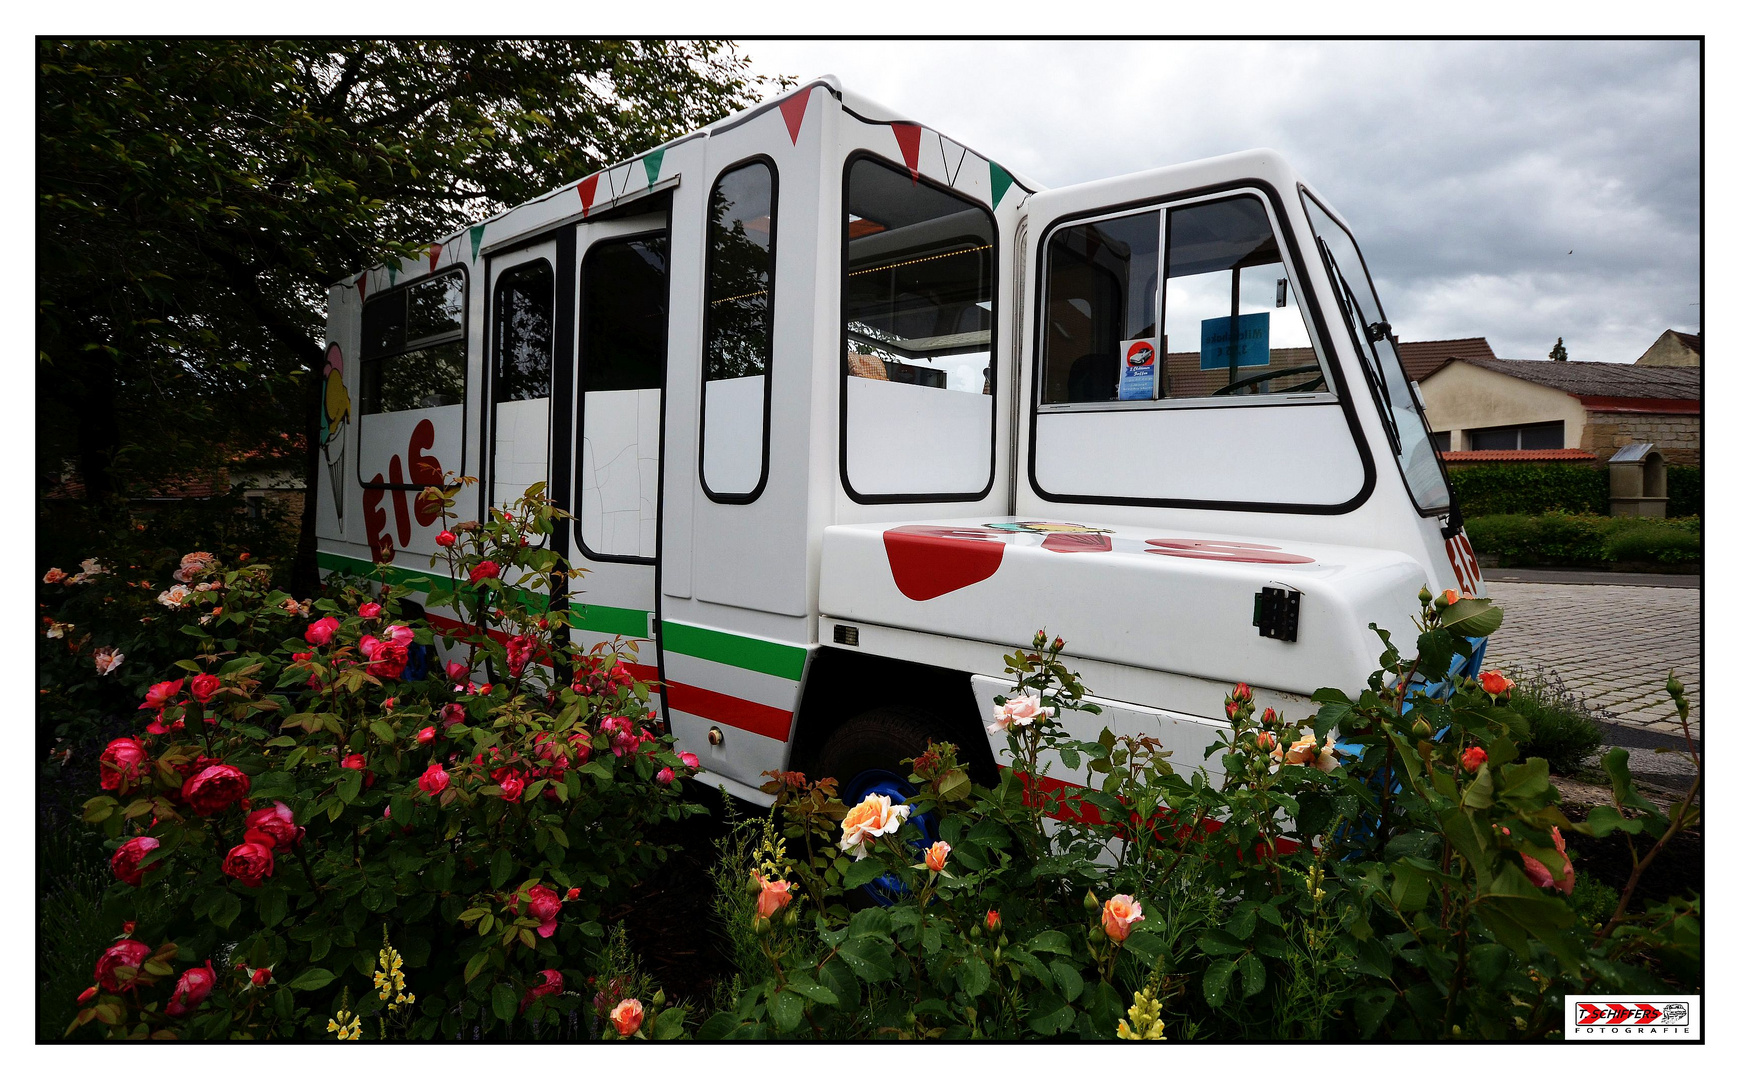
<box><xmin>99</xmin><ymin>737</ymin><xmax>148</xmax><ymax>792</ymax></box>
<box><xmin>988</xmin><ymin>690</ymin><xmax>1053</xmax><ymax>734</ymax></box>
<box><xmin>44</xmin><ymin>567</ymin><xmax>68</xmax><ymax>585</ymax></box>
<box><xmin>94</xmin><ymin>939</ymin><xmax>153</xmax><ymax>991</ymax></box>
<box><xmin>418</xmin><ymin>761</ymin><xmax>449</xmax><ymax>796</ymax></box>
<box><xmin>222</xmin><ymin>830</ymin><xmax>276</xmax><ymax>887</ymax></box>
<box><xmin>498</xmin><ymin>774</ymin><xmax>525</xmax><ymax>802</ymax></box>
<box><xmin>679</xmin><ymin>751</ymin><xmax>700</xmax><ymax>770</ymax></box>
<box><xmin>925</xmin><ymin>841</ymin><xmax>951</xmax><ymax>873</ymax></box>
<box><xmin>754</xmin><ymin>873</ymin><xmax>793</xmax><ymax>917</ymax></box>
<box><xmin>190</xmin><ymin>672</ymin><xmax>221</xmax><ymax>704</ymax></box>
<box><xmin>521</xmin><ymin>968</ymin><xmax>563</xmax><ymax>1012</ymax></box>
<box><xmin>469</xmin><ymin>561</ymin><xmax>500</xmax><ymax>585</ymax></box>
<box><xmin>359</xmin><ymin>602</ymin><xmax>382</xmax><ymax>618</ymax></box>
<box><xmin>165</xmin><ymin>960</ymin><xmax>217</xmax><ymax>1017</ymax></box>
<box><xmin>93</xmin><ymin>646</ymin><xmax>125</xmax><ymax>676</ymax></box>
<box><xmin>440</xmin><ymin>702</ymin><xmax>467</xmax><ymax>730</ymax></box>
<box><xmin>1520</xmin><ymin>826</ymin><xmax>1576</xmax><ymax>895</ymax></box>
<box><xmin>656</xmin><ymin>767</ymin><xmax>675</xmax><ymax>785</ymax></box>
<box><xmin>304</xmin><ymin>617</ymin><xmax>340</xmax><ymax>646</ymax></box>
<box><xmin>446</xmin><ymin>661</ymin><xmax>469</xmax><ymax>682</ymax></box>
<box><xmin>524</xmin><ymin>885</ymin><xmax>562</xmax><ymax>938</ymax></box>
<box><xmin>1101</xmin><ymin>894</ymin><xmax>1144</xmax><ymax>942</ymax></box>
<box><xmin>140</xmin><ymin>679</ymin><xmax>183</xmax><ymax>711</ymax></box>
<box><xmin>245</xmin><ymin>801</ymin><xmax>303</xmax><ymax>848</ymax></box>
<box><xmin>417</xmin><ymin>726</ymin><xmax>436</xmax><ymax>746</ymax></box>
<box><xmin>181</xmin><ymin>763</ymin><xmax>251</xmax><ymax>815</ymax></box>
<box><xmin>610</xmin><ymin>998</ymin><xmax>644</xmax><ymax>1037</ymax></box>
<box><xmin>111</xmin><ymin>836</ymin><xmax>160</xmax><ymax>886</ymax></box>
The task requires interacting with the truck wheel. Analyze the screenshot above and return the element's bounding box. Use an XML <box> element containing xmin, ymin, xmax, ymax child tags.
<box><xmin>812</xmin><ymin>706</ymin><xmax>977</xmax><ymax>906</ymax></box>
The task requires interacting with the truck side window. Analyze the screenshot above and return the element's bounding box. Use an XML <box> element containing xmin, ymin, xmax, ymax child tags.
<box><xmin>492</xmin><ymin>261</ymin><xmax>554</xmax><ymax>403</ymax></box>
<box><xmin>359</xmin><ymin>272</ymin><xmax>466</xmax><ymax>415</ymax></box>
<box><xmin>1159</xmin><ymin>195</ymin><xmax>1321</xmax><ymax>399</ymax></box>
<box><xmin>1040</xmin><ymin>210</ymin><xmax>1159</xmax><ymax>404</ymax></box>
<box><xmin>700</xmin><ymin>159</ymin><xmax>776</xmax><ymax>501</ymax></box>
<box><xmin>841</xmin><ymin>155</ymin><xmax>996</xmax><ymax>499</ymax></box>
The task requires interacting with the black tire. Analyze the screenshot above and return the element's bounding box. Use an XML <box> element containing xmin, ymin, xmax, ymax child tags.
<box><xmin>811</xmin><ymin>705</ymin><xmax>993</xmax><ymax>792</ymax></box>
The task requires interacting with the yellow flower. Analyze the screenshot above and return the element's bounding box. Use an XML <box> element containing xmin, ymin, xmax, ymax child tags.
<box><xmin>1117</xmin><ymin>987</ymin><xmax>1167</xmax><ymax>1041</ymax></box>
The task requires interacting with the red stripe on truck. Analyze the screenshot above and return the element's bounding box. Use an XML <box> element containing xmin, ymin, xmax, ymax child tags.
<box><xmin>665</xmin><ymin>682</ymin><xmax>794</xmax><ymax>742</ymax></box>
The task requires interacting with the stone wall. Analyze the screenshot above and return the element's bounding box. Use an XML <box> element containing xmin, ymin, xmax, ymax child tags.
<box><xmin>1579</xmin><ymin>411</ymin><xmax>1701</xmax><ymax>464</ymax></box>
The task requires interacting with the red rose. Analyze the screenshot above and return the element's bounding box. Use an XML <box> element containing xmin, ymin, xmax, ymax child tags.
<box><xmin>1461</xmin><ymin>746</ymin><xmax>1488</xmax><ymax>772</ymax></box>
<box><xmin>165</xmin><ymin>960</ymin><xmax>217</xmax><ymax>1017</ymax></box>
<box><xmin>251</xmin><ymin>967</ymin><xmax>272</xmax><ymax>987</ymax></box>
<box><xmin>291</xmin><ymin>651</ymin><xmax>313</xmax><ymax>664</ymax></box>
<box><xmin>368</xmin><ymin>641</ymin><xmax>409</xmax><ymax>680</ymax></box>
<box><xmin>222</xmin><ymin>830</ymin><xmax>277</xmax><ymax>887</ymax></box>
<box><xmin>498</xmin><ymin>774</ymin><xmax>525</xmax><ymax>802</ymax></box>
<box><xmin>94</xmin><ymin>939</ymin><xmax>153</xmax><ymax>991</ymax></box>
<box><xmin>418</xmin><ymin>761</ymin><xmax>450</xmax><ymax>796</ymax></box>
<box><xmin>520</xmin><ymin>968</ymin><xmax>563</xmax><ymax>1012</ymax></box>
<box><xmin>436</xmin><ymin>530</ymin><xmax>457</xmax><ymax>548</ymax></box>
<box><xmin>245</xmin><ymin>801</ymin><xmax>303</xmax><ymax>848</ymax></box>
<box><xmin>181</xmin><ymin>763</ymin><xmax>251</xmax><ymax>815</ymax></box>
<box><xmin>112</xmin><ymin>836</ymin><xmax>161</xmax><ymax>886</ymax></box>
<box><xmin>304</xmin><ymin>616</ymin><xmax>340</xmax><ymax>646</ymax></box>
<box><xmin>359</xmin><ymin>601</ymin><xmax>382</xmax><ymax>618</ymax></box>
<box><xmin>140</xmin><ymin>679</ymin><xmax>183</xmax><ymax>711</ymax></box>
<box><xmin>341</xmin><ymin>754</ymin><xmax>375</xmax><ymax>787</ymax></box>
<box><xmin>985</xmin><ymin>910</ymin><xmax>1001</xmax><ymax>933</ymax></box>
<box><xmin>416</xmin><ymin>726</ymin><xmax>436</xmax><ymax>747</ymax></box>
<box><xmin>469</xmin><ymin>560</ymin><xmax>500</xmax><ymax>585</ymax></box>
<box><xmin>565</xmin><ymin>887</ymin><xmax>581</xmax><ymax>901</ymax></box>
<box><xmin>77</xmin><ymin>986</ymin><xmax>98</xmax><ymax>1004</ymax></box>
<box><xmin>524</xmin><ymin>885</ymin><xmax>562</xmax><ymax>938</ymax></box>
<box><xmin>99</xmin><ymin>737</ymin><xmax>149</xmax><ymax>792</ymax></box>
<box><xmin>190</xmin><ymin>673</ymin><xmax>221</xmax><ymax>704</ymax></box>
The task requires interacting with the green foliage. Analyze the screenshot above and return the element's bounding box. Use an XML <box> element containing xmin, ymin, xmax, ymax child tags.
<box><xmin>1666</xmin><ymin>465</ymin><xmax>1701</xmax><ymax>518</ymax></box>
<box><xmin>57</xmin><ymin>485</ymin><xmax>705</xmax><ymax>1041</ymax></box>
<box><xmin>1506</xmin><ymin>668</ymin><xmax>1607</xmax><ymax>774</ymax></box>
<box><xmin>38</xmin><ymin>39</ymin><xmax>787</xmax><ymax>504</ymax></box>
<box><xmin>1466</xmin><ymin>513</ymin><xmax>1700</xmax><ymax>568</ymax></box>
<box><xmin>1448</xmin><ymin>463</ymin><xmax>1608</xmax><ymax>517</ymax></box>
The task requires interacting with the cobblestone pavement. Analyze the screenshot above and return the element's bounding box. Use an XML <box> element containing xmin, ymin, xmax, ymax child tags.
<box><xmin>1481</xmin><ymin>582</ymin><xmax>1701</xmax><ymax>740</ymax></box>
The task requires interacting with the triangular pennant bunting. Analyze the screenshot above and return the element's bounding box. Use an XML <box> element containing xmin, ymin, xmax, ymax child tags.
<box><xmin>937</xmin><ymin>134</ymin><xmax>967</xmax><ymax>187</ymax></box>
<box><xmin>989</xmin><ymin>161</ymin><xmax>1015</xmax><ymax>210</ymax></box>
<box><xmin>779</xmin><ymin>87</ymin><xmax>813</xmax><ymax>144</ymax></box>
<box><xmin>427</xmin><ymin>242</ymin><xmax>443</xmax><ymax>273</ymax></box>
<box><xmin>387</xmin><ymin>257</ymin><xmax>400</xmax><ymax>286</ymax></box>
<box><xmin>469</xmin><ymin>224</ymin><xmax>485</xmax><ymax>261</ymax></box>
<box><xmin>891</xmin><ymin>123</ymin><xmax>923</xmax><ymax>183</ymax></box>
<box><xmin>643</xmin><ymin>148</ymin><xmax>665</xmax><ymax>185</ymax></box>
<box><xmin>355</xmin><ymin>272</ymin><xmax>367</xmax><ymax>302</ymax></box>
<box><xmin>576</xmin><ymin>174</ymin><xmax>600</xmax><ymax>218</ymax></box>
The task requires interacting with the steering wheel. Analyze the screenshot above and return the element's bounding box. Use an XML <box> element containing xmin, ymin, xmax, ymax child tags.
<box><xmin>1210</xmin><ymin>364</ymin><xmax>1326</xmax><ymax>396</ymax></box>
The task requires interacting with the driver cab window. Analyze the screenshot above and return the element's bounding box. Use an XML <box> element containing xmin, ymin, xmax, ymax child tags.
<box><xmin>1039</xmin><ymin>194</ymin><xmax>1325</xmax><ymax>406</ymax></box>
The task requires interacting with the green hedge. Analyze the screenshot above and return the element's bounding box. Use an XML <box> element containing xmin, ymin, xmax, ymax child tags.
<box><xmin>1466</xmin><ymin>513</ymin><xmax>1701</xmax><ymax>568</ymax></box>
<box><xmin>1668</xmin><ymin>465</ymin><xmax>1702</xmax><ymax>518</ymax></box>
<box><xmin>1447</xmin><ymin>463</ymin><xmax>1608</xmax><ymax>516</ymax></box>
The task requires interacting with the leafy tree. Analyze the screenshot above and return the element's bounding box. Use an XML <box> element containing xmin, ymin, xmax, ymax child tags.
<box><xmin>1549</xmin><ymin>337</ymin><xmax>1569</xmax><ymax>362</ymax></box>
<box><xmin>39</xmin><ymin>39</ymin><xmax>788</xmax><ymax>589</ymax></box>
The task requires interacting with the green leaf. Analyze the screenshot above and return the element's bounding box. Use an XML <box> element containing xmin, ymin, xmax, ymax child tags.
<box><xmin>1353</xmin><ymin>988</ymin><xmax>1395</xmax><ymax>1037</ymax></box>
<box><xmin>1197</xmin><ymin>928</ymin><xmax>1246</xmax><ymax>957</ymax></box>
<box><xmin>1238</xmin><ymin>952</ymin><xmax>1266</xmax><ymax>998</ymax></box>
<box><xmin>1228</xmin><ymin>901</ymin><xmax>1258</xmax><ymax>940</ymax></box>
<box><xmin>288</xmin><ymin>967</ymin><xmax>335</xmax><ymax>991</ymax></box>
<box><xmin>463</xmin><ymin>950</ymin><xmax>490</xmax><ymax>984</ymax></box>
<box><xmin>767</xmin><ymin>989</ymin><xmax>804</xmax><ymax>1032</ymax></box>
<box><xmin>369</xmin><ymin>720</ymin><xmax>396</xmax><ymax>743</ymax></box>
<box><xmin>842</xmin><ymin>859</ymin><xmax>886</xmax><ymax>890</ymax></box>
<box><xmin>256</xmin><ymin>887</ymin><xmax>288</xmax><ymax>928</ymax></box>
<box><xmin>959</xmin><ymin>955</ymin><xmax>991</xmax><ymax>998</ymax></box>
<box><xmin>785</xmin><ymin>976</ymin><xmax>838</xmax><ymax>1007</ymax></box>
<box><xmin>491</xmin><ymin>982</ymin><xmax>517</xmax><ymax>1023</ymax></box>
<box><xmin>1499</xmin><ymin>757</ymin><xmax>1551</xmax><ymax>802</ymax></box>
<box><xmin>1390</xmin><ymin>861</ymin><xmax>1432</xmax><ymax>913</ymax></box>
<box><xmin>1028</xmin><ymin>991</ymin><xmax>1075</xmax><ymax>1036</ymax></box>
<box><xmin>489</xmin><ymin>847</ymin><xmax>514</xmax><ymax>889</ymax></box>
<box><xmin>1202</xmin><ymin>957</ymin><xmax>1237</xmax><ymax>1008</ymax></box>
<box><xmin>1027</xmin><ymin>929</ymin><xmax>1074</xmax><ymax>955</ymax></box>
<box><xmin>836</xmin><ymin>938</ymin><xmax>895</xmax><ymax>982</ymax></box>
<box><xmin>335</xmin><ymin>767</ymin><xmax>363</xmax><ymax>804</ymax></box>
<box><xmin>654</xmin><ymin>1006</ymin><xmax>687</xmax><ymax>1039</ymax></box>
<box><xmin>1441</xmin><ymin>596</ymin><xmax>1503</xmax><ymax>637</ymax></box>
<box><xmin>1583</xmin><ymin>805</ymin><xmax>1644</xmax><ymax>837</ymax></box>
<box><xmin>210</xmin><ymin>890</ymin><xmax>243</xmax><ymax>930</ymax></box>
<box><xmin>1047</xmin><ymin>960</ymin><xmax>1083</xmax><ymax>1003</ymax></box>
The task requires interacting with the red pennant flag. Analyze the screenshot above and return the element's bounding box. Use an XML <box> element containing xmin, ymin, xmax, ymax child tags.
<box><xmin>779</xmin><ymin>87</ymin><xmax>813</xmax><ymax>144</ymax></box>
<box><xmin>577</xmin><ymin>174</ymin><xmax>600</xmax><ymax>218</ymax></box>
<box><xmin>892</xmin><ymin>123</ymin><xmax>923</xmax><ymax>183</ymax></box>
<box><xmin>427</xmin><ymin>242</ymin><xmax>443</xmax><ymax>273</ymax></box>
<box><xmin>355</xmin><ymin>273</ymin><xmax>367</xmax><ymax>302</ymax></box>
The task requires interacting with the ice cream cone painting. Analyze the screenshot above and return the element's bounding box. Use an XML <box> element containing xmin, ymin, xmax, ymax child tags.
<box><xmin>321</xmin><ymin>343</ymin><xmax>351</xmax><ymax>526</ymax></box>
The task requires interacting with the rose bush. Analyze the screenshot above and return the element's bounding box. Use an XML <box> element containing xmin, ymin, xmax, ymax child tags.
<box><xmin>69</xmin><ymin>482</ymin><xmax>704</xmax><ymax>1040</ymax></box>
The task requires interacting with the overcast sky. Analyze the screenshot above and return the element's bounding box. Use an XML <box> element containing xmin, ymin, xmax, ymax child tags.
<box><xmin>739</xmin><ymin>39</ymin><xmax>1700</xmax><ymax>365</ymax></box>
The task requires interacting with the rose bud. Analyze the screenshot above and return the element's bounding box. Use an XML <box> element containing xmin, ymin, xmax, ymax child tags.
<box><xmin>656</xmin><ymin>767</ymin><xmax>675</xmax><ymax>785</ymax></box>
<box><xmin>359</xmin><ymin>602</ymin><xmax>382</xmax><ymax>618</ymax></box>
<box><xmin>251</xmin><ymin>967</ymin><xmax>272</xmax><ymax>987</ymax></box>
<box><xmin>446</xmin><ymin>661</ymin><xmax>469</xmax><ymax>682</ymax></box>
<box><xmin>755</xmin><ymin>874</ymin><xmax>793</xmax><ymax>918</ymax></box>
<box><xmin>1460</xmin><ymin>746</ymin><xmax>1488</xmax><ymax>772</ymax></box>
<box><xmin>416</xmin><ymin>726</ymin><xmax>436</xmax><ymax>746</ymax></box>
<box><xmin>181</xmin><ymin>762</ymin><xmax>251</xmax><ymax>815</ymax></box>
<box><xmin>985</xmin><ymin>910</ymin><xmax>1001</xmax><ymax>933</ymax></box>
<box><xmin>925</xmin><ymin>841</ymin><xmax>951</xmax><ymax>873</ymax></box>
<box><xmin>1260</xmin><ymin>707</ymin><xmax>1279</xmax><ymax>728</ymax></box>
<box><xmin>77</xmin><ymin>986</ymin><xmax>98</xmax><ymax>1004</ymax></box>
<box><xmin>165</xmin><ymin>960</ymin><xmax>217</xmax><ymax>1017</ymax></box>
<box><xmin>565</xmin><ymin>887</ymin><xmax>581</xmax><ymax>901</ymax></box>
<box><xmin>111</xmin><ymin>835</ymin><xmax>161</xmax><ymax>886</ymax></box>
<box><xmin>94</xmin><ymin>939</ymin><xmax>153</xmax><ymax>992</ymax></box>
<box><xmin>1410</xmin><ymin>719</ymin><xmax>1433</xmax><ymax>740</ymax></box>
<box><xmin>341</xmin><ymin>753</ymin><xmax>375</xmax><ymax>787</ymax></box>
<box><xmin>1100</xmin><ymin>894</ymin><xmax>1144</xmax><ymax>942</ymax></box>
<box><xmin>1478</xmin><ymin>670</ymin><xmax>1514</xmax><ymax>696</ymax></box>
<box><xmin>436</xmin><ymin>530</ymin><xmax>457</xmax><ymax>548</ymax></box>
<box><xmin>679</xmin><ymin>751</ymin><xmax>700</xmax><ymax>770</ymax></box>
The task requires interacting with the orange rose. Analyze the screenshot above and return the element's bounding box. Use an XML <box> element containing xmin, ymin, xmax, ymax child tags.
<box><xmin>840</xmin><ymin>793</ymin><xmax>910</xmax><ymax>860</ymax></box>
<box><xmin>1443</xmin><ymin>589</ymin><xmax>1461</xmax><ymax>605</ymax></box>
<box><xmin>1101</xmin><ymin>893</ymin><xmax>1143</xmax><ymax>942</ymax></box>
<box><xmin>610</xmin><ymin>997</ymin><xmax>644</xmax><ymax>1036</ymax></box>
<box><xmin>754</xmin><ymin>873</ymin><xmax>793</xmax><ymax>918</ymax></box>
<box><xmin>1479</xmin><ymin>670</ymin><xmax>1514</xmax><ymax>696</ymax></box>
<box><xmin>924</xmin><ymin>841</ymin><xmax>951</xmax><ymax>873</ymax></box>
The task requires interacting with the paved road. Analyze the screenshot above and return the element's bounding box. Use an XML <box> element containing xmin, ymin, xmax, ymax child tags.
<box><xmin>1481</xmin><ymin>581</ymin><xmax>1701</xmax><ymax>743</ymax></box>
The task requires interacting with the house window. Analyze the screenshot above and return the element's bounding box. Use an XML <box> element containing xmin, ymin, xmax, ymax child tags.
<box><xmin>1430</xmin><ymin>431</ymin><xmax>1451</xmax><ymax>453</ymax></box>
<box><xmin>1468</xmin><ymin>421</ymin><xmax>1564</xmax><ymax>451</ymax></box>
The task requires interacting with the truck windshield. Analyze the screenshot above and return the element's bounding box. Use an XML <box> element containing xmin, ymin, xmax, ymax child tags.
<box><xmin>1300</xmin><ymin>190</ymin><xmax>1451</xmax><ymax>512</ymax></box>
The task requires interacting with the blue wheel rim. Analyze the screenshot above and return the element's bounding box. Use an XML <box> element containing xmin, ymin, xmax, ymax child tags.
<box><xmin>842</xmin><ymin>768</ymin><xmax>938</xmax><ymax>906</ymax></box>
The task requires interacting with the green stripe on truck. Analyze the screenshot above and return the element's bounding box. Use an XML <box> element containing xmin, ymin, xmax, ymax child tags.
<box><xmin>662</xmin><ymin>621</ymin><xmax>807</xmax><ymax>681</ymax></box>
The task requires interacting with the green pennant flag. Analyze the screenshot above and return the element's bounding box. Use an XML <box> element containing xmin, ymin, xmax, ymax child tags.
<box><xmin>469</xmin><ymin>224</ymin><xmax>486</xmax><ymax>261</ymax></box>
<box><xmin>387</xmin><ymin>257</ymin><xmax>401</xmax><ymax>286</ymax></box>
<box><xmin>643</xmin><ymin>148</ymin><xmax>665</xmax><ymax>186</ymax></box>
<box><xmin>989</xmin><ymin>161</ymin><xmax>1014</xmax><ymax>210</ymax></box>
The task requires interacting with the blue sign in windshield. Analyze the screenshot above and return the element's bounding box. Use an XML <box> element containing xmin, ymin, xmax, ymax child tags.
<box><xmin>1199</xmin><ymin>312</ymin><xmax>1270</xmax><ymax>371</ymax></box>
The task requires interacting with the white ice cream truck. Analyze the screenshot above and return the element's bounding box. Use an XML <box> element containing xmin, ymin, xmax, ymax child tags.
<box><xmin>316</xmin><ymin>77</ymin><xmax>1486</xmax><ymax>808</ymax></box>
